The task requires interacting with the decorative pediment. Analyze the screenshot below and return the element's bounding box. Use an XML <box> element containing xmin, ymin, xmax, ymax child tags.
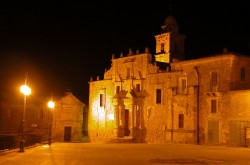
<box><xmin>113</xmin><ymin>90</ymin><xmax>128</xmax><ymax>99</ymax></box>
<box><xmin>130</xmin><ymin>89</ymin><xmax>149</xmax><ymax>98</ymax></box>
<box><xmin>61</xmin><ymin>92</ymin><xmax>84</xmax><ymax>105</ymax></box>
<box><xmin>129</xmin><ymin>90</ymin><xmax>137</xmax><ymax>97</ymax></box>
<box><xmin>205</xmin><ymin>92</ymin><xmax>220</xmax><ymax>97</ymax></box>
<box><xmin>114</xmin><ymin>89</ymin><xmax>149</xmax><ymax>99</ymax></box>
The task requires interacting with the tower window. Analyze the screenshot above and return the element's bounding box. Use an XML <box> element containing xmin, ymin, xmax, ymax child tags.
<box><xmin>161</xmin><ymin>43</ymin><xmax>165</xmax><ymax>52</ymax></box>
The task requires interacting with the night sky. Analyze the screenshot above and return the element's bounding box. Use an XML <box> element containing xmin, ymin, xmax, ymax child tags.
<box><xmin>0</xmin><ymin>1</ymin><xmax>249</xmax><ymax>104</ymax></box>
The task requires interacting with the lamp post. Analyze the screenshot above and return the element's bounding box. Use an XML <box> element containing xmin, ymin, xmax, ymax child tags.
<box><xmin>47</xmin><ymin>99</ymin><xmax>55</xmax><ymax>145</ymax></box>
<box><xmin>19</xmin><ymin>75</ymin><xmax>31</xmax><ymax>152</ymax></box>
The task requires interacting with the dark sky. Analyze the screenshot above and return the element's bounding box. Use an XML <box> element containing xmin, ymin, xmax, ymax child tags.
<box><xmin>0</xmin><ymin>1</ymin><xmax>250</xmax><ymax>103</ymax></box>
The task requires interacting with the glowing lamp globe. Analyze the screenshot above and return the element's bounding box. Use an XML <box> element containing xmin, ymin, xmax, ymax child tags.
<box><xmin>20</xmin><ymin>85</ymin><xmax>31</xmax><ymax>96</ymax></box>
<box><xmin>48</xmin><ymin>101</ymin><xmax>55</xmax><ymax>109</ymax></box>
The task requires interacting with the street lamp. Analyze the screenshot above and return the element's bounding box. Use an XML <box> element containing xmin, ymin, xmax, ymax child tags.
<box><xmin>47</xmin><ymin>99</ymin><xmax>55</xmax><ymax>145</ymax></box>
<box><xmin>19</xmin><ymin>76</ymin><xmax>31</xmax><ymax>152</ymax></box>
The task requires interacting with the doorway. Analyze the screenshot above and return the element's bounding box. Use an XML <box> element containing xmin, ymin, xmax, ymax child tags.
<box><xmin>64</xmin><ymin>126</ymin><xmax>72</xmax><ymax>142</ymax></box>
<box><xmin>207</xmin><ymin>120</ymin><xmax>219</xmax><ymax>144</ymax></box>
<box><xmin>124</xmin><ymin>109</ymin><xmax>130</xmax><ymax>136</ymax></box>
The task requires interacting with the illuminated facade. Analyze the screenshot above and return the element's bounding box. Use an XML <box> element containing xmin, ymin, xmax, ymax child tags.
<box><xmin>88</xmin><ymin>15</ymin><xmax>250</xmax><ymax>146</ymax></box>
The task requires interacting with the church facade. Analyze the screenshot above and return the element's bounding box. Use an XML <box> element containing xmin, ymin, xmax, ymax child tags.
<box><xmin>88</xmin><ymin>15</ymin><xmax>250</xmax><ymax>146</ymax></box>
<box><xmin>52</xmin><ymin>92</ymin><xmax>85</xmax><ymax>142</ymax></box>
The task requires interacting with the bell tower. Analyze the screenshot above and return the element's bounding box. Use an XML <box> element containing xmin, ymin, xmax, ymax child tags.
<box><xmin>154</xmin><ymin>15</ymin><xmax>185</xmax><ymax>63</ymax></box>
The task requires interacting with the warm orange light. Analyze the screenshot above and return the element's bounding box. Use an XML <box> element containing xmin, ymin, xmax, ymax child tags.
<box><xmin>90</xmin><ymin>91</ymin><xmax>116</xmax><ymax>129</ymax></box>
<box><xmin>20</xmin><ymin>84</ymin><xmax>31</xmax><ymax>96</ymax></box>
<box><xmin>108</xmin><ymin>114</ymin><xmax>114</xmax><ymax>120</ymax></box>
<box><xmin>48</xmin><ymin>100</ymin><xmax>55</xmax><ymax>109</ymax></box>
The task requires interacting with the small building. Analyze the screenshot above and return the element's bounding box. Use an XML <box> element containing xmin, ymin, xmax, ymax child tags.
<box><xmin>0</xmin><ymin>91</ymin><xmax>86</xmax><ymax>150</ymax></box>
<box><xmin>53</xmin><ymin>92</ymin><xmax>85</xmax><ymax>142</ymax></box>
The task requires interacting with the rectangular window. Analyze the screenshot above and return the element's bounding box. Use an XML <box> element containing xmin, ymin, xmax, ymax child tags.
<box><xmin>178</xmin><ymin>78</ymin><xmax>187</xmax><ymax>95</ymax></box>
<box><xmin>127</xmin><ymin>67</ymin><xmax>130</xmax><ymax>78</ymax></box>
<box><xmin>178</xmin><ymin>114</ymin><xmax>184</xmax><ymax>128</ymax></box>
<box><xmin>156</xmin><ymin>89</ymin><xmax>161</xmax><ymax>104</ymax></box>
<box><xmin>211</xmin><ymin>72</ymin><xmax>218</xmax><ymax>92</ymax></box>
<box><xmin>100</xmin><ymin>94</ymin><xmax>105</xmax><ymax>107</ymax></box>
<box><xmin>181</xmin><ymin>78</ymin><xmax>187</xmax><ymax>94</ymax></box>
<box><xmin>161</xmin><ymin>43</ymin><xmax>165</xmax><ymax>52</ymax></box>
<box><xmin>116</xmin><ymin>86</ymin><xmax>120</xmax><ymax>94</ymax></box>
<box><xmin>211</xmin><ymin>99</ymin><xmax>217</xmax><ymax>113</ymax></box>
<box><xmin>241</xmin><ymin>67</ymin><xmax>245</xmax><ymax>81</ymax></box>
<box><xmin>136</xmin><ymin>84</ymin><xmax>140</xmax><ymax>92</ymax></box>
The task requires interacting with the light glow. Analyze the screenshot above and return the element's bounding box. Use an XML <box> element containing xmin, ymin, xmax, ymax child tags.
<box><xmin>20</xmin><ymin>84</ymin><xmax>31</xmax><ymax>95</ymax></box>
<box><xmin>48</xmin><ymin>101</ymin><xmax>55</xmax><ymax>109</ymax></box>
<box><xmin>90</xmin><ymin>91</ymin><xmax>116</xmax><ymax>129</ymax></box>
<box><xmin>108</xmin><ymin>114</ymin><xmax>114</xmax><ymax>120</ymax></box>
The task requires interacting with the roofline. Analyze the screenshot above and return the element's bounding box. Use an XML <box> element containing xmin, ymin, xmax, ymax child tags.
<box><xmin>171</xmin><ymin>53</ymin><xmax>250</xmax><ymax>66</ymax></box>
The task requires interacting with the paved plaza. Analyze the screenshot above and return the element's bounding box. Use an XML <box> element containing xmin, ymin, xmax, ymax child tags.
<box><xmin>1</xmin><ymin>142</ymin><xmax>250</xmax><ymax>165</ymax></box>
